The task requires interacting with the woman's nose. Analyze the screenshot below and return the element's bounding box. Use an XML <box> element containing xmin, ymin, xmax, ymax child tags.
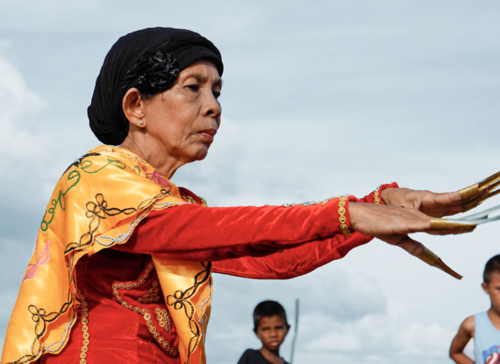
<box><xmin>203</xmin><ymin>93</ymin><xmax>222</xmax><ymax>119</ymax></box>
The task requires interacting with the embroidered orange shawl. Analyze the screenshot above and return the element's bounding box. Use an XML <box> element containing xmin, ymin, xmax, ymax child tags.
<box><xmin>1</xmin><ymin>146</ymin><xmax>212</xmax><ymax>364</ymax></box>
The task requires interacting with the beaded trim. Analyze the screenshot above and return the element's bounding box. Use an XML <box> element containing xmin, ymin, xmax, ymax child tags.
<box><xmin>155</xmin><ymin>307</ymin><xmax>172</xmax><ymax>335</ymax></box>
<box><xmin>282</xmin><ymin>196</ymin><xmax>338</xmax><ymax>208</ymax></box>
<box><xmin>112</xmin><ymin>262</ymin><xmax>178</xmax><ymax>357</ymax></box>
<box><xmin>76</xmin><ymin>290</ymin><xmax>90</xmax><ymax>364</ymax></box>
<box><xmin>374</xmin><ymin>185</ymin><xmax>381</xmax><ymax>205</ymax></box>
<box><xmin>182</xmin><ymin>195</ymin><xmax>208</xmax><ymax>207</ymax></box>
<box><xmin>182</xmin><ymin>195</ymin><xmax>197</xmax><ymax>205</ymax></box>
<box><xmin>138</xmin><ymin>280</ymin><xmax>161</xmax><ymax>303</ymax></box>
<box><xmin>338</xmin><ymin>196</ymin><xmax>351</xmax><ymax>235</ymax></box>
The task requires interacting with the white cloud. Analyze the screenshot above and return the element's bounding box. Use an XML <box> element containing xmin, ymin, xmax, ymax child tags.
<box><xmin>0</xmin><ymin>56</ymin><xmax>57</xmax><ymax>244</ymax></box>
<box><xmin>0</xmin><ymin>57</ymin><xmax>47</xmax><ymax>159</ymax></box>
<box><xmin>300</xmin><ymin>302</ymin><xmax>455</xmax><ymax>363</ymax></box>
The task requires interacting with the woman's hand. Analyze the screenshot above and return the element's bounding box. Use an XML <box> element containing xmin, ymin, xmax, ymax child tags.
<box><xmin>380</xmin><ymin>188</ymin><xmax>465</xmax><ymax>218</ymax></box>
<box><xmin>348</xmin><ymin>202</ymin><xmax>459</xmax><ymax>256</ymax></box>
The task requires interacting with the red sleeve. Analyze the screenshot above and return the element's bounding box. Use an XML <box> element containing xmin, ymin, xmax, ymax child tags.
<box><xmin>211</xmin><ymin>231</ymin><xmax>372</xmax><ymax>279</ymax></box>
<box><xmin>358</xmin><ymin>182</ymin><xmax>399</xmax><ymax>204</ymax></box>
<box><xmin>113</xmin><ymin>185</ymin><xmax>398</xmax><ymax>279</ymax></box>
<box><xmin>113</xmin><ymin>192</ymin><xmax>359</xmax><ymax>262</ymax></box>
<box><xmin>211</xmin><ymin>184</ymin><xmax>399</xmax><ymax>279</ymax></box>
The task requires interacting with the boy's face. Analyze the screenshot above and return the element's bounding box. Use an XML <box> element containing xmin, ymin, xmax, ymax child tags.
<box><xmin>254</xmin><ymin>315</ymin><xmax>290</xmax><ymax>352</ymax></box>
<box><xmin>482</xmin><ymin>272</ymin><xmax>500</xmax><ymax>310</ymax></box>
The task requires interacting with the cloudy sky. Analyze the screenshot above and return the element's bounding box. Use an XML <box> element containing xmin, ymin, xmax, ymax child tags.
<box><xmin>1</xmin><ymin>1</ymin><xmax>499</xmax><ymax>363</ymax></box>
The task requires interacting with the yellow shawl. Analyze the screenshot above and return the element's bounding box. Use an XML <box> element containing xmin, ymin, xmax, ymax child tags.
<box><xmin>1</xmin><ymin>146</ymin><xmax>212</xmax><ymax>364</ymax></box>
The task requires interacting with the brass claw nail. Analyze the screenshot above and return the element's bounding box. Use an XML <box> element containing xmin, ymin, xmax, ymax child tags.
<box><xmin>430</xmin><ymin>218</ymin><xmax>476</xmax><ymax>234</ymax></box>
<box><xmin>417</xmin><ymin>247</ymin><xmax>462</xmax><ymax>280</ymax></box>
<box><xmin>460</xmin><ymin>170</ymin><xmax>500</xmax><ymax>212</ymax></box>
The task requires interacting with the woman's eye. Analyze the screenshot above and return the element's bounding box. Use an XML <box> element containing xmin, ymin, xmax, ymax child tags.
<box><xmin>187</xmin><ymin>85</ymin><xmax>199</xmax><ymax>91</ymax></box>
<box><xmin>213</xmin><ymin>90</ymin><xmax>221</xmax><ymax>99</ymax></box>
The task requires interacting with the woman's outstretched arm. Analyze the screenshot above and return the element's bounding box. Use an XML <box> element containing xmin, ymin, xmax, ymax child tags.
<box><xmin>114</xmin><ymin>184</ymin><xmax>465</xmax><ymax>278</ymax></box>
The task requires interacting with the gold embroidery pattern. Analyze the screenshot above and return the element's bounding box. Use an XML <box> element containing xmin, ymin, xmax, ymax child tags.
<box><xmin>199</xmin><ymin>196</ymin><xmax>207</xmax><ymax>207</ymax></box>
<box><xmin>112</xmin><ymin>262</ymin><xmax>178</xmax><ymax>357</ymax></box>
<box><xmin>374</xmin><ymin>187</ymin><xmax>381</xmax><ymax>205</ymax></box>
<box><xmin>338</xmin><ymin>196</ymin><xmax>351</xmax><ymax>235</ymax></box>
<box><xmin>166</xmin><ymin>262</ymin><xmax>211</xmax><ymax>364</ymax></box>
<box><xmin>282</xmin><ymin>196</ymin><xmax>336</xmax><ymax>207</ymax></box>
<box><xmin>76</xmin><ymin>290</ymin><xmax>90</xmax><ymax>364</ymax></box>
<box><xmin>155</xmin><ymin>307</ymin><xmax>172</xmax><ymax>334</ymax></box>
<box><xmin>138</xmin><ymin>281</ymin><xmax>161</xmax><ymax>303</ymax></box>
<box><xmin>182</xmin><ymin>195</ymin><xmax>197</xmax><ymax>205</ymax></box>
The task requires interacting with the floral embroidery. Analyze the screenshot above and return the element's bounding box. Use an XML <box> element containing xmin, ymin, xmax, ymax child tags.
<box><xmin>166</xmin><ymin>262</ymin><xmax>211</xmax><ymax>363</ymax></box>
<box><xmin>142</xmin><ymin>167</ymin><xmax>171</xmax><ymax>191</ymax></box>
<box><xmin>65</xmin><ymin>194</ymin><xmax>137</xmax><ymax>254</ymax></box>
<box><xmin>41</xmin><ymin>171</ymin><xmax>81</xmax><ymax>232</ymax></box>
<box><xmin>195</xmin><ymin>281</ymin><xmax>212</xmax><ymax>344</ymax></box>
<box><xmin>112</xmin><ymin>262</ymin><xmax>178</xmax><ymax>357</ymax></box>
<box><xmin>23</xmin><ymin>240</ymin><xmax>51</xmax><ymax>283</ymax></box>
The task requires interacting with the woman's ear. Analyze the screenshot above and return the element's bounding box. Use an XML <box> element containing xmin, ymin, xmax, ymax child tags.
<box><xmin>122</xmin><ymin>88</ymin><xmax>146</xmax><ymax>128</ymax></box>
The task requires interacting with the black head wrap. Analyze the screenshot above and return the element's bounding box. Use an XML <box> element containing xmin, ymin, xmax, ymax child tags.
<box><xmin>88</xmin><ymin>27</ymin><xmax>223</xmax><ymax>145</ymax></box>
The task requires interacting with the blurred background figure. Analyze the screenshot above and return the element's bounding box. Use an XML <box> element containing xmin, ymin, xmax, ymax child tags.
<box><xmin>238</xmin><ymin>301</ymin><xmax>290</xmax><ymax>364</ymax></box>
<box><xmin>450</xmin><ymin>255</ymin><xmax>500</xmax><ymax>364</ymax></box>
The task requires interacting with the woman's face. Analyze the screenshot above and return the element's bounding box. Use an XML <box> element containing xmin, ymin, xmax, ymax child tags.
<box><xmin>142</xmin><ymin>60</ymin><xmax>222</xmax><ymax>164</ymax></box>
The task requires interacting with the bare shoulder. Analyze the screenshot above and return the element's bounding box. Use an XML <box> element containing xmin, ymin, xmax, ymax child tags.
<box><xmin>460</xmin><ymin>315</ymin><xmax>475</xmax><ymax>337</ymax></box>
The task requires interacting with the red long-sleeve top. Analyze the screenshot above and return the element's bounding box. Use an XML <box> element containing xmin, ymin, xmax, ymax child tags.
<box><xmin>39</xmin><ymin>184</ymin><xmax>397</xmax><ymax>364</ymax></box>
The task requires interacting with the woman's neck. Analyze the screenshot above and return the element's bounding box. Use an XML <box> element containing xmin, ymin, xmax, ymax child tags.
<box><xmin>120</xmin><ymin>139</ymin><xmax>185</xmax><ymax>180</ymax></box>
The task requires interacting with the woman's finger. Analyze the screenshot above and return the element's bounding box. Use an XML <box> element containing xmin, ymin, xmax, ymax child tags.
<box><xmin>432</xmin><ymin>191</ymin><xmax>463</xmax><ymax>205</ymax></box>
<box><xmin>426</xmin><ymin>227</ymin><xmax>475</xmax><ymax>236</ymax></box>
<box><xmin>378</xmin><ymin>234</ymin><xmax>425</xmax><ymax>256</ymax></box>
<box><xmin>397</xmin><ymin>236</ymin><xmax>425</xmax><ymax>256</ymax></box>
<box><xmin>443</xmin><ymin>204</ymin><xmax>465</xmax><ymax>216</ymax></box>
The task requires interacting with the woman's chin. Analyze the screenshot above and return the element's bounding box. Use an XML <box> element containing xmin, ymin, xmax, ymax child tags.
<box><xmin>189</xmin><ymin>148</ymin><xmax>210</xmax><ymax>162</ymax></box>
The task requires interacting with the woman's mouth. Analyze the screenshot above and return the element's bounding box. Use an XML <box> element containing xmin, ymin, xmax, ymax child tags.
<box><xmin>199</xmin><ymin>129</ymin><xmax>217</xmax><ymax>142</ymax></box>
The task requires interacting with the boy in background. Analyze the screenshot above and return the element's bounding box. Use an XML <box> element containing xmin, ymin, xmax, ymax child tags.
<box><xmin>450</xmin><ymin>255</ymin><xmax>500</xmax><ymax>364</ymax></box>
<box><xmin>238</xmin><ymin>300</ymin><xmax>291</xmax><ymax>364</ymax></box>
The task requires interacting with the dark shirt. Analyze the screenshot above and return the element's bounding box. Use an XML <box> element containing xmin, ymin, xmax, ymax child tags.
<box><xmin>237</xmin><ymin>349</ymin><xmax>290</xmax><ymax>364</ymax></box>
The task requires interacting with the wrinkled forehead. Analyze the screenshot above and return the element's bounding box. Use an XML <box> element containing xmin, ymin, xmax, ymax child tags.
<box><xmin>176</xmin><ymin>60</ymin><xmax>223</xmax><ymax>86</ymax></box>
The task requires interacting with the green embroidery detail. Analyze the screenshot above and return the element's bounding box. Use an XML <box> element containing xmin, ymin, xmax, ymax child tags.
<box><xmin>80</xmin><ymin>158</ymin><xmax>126</xmax><ymax>174</ymax></box>
<box><xmin>41</xmin><ymin>156</ymin><xmax>126</xmax><ymax>232</ymax></box>
<box><xmin>133</xmin><ymin>165</ymin><xmax>143</xmax><ymax>176</ymax></box>
<box><xmin>41</xmin><ymin>170</ymin><xmax>80</xmax><ymax>232</ymax></box>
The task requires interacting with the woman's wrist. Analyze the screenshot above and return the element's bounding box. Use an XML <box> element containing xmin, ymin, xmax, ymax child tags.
<box><xmin>338</xmin><ymin>196</ymin><xmax>351</xmax><ymax>235</ymax></box>
<box><xmin>379</xmin><ymin>182</ymin><xmax>399</xmax><ymax>205</ymax></box>
<box><xmin>336</xmin><ymin>195</ymin><xmax>360</xmax><ymax>235</ymax></box>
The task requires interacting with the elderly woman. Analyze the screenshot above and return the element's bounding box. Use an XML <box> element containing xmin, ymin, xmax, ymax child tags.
<box><xmin>2</xmin><ymin>28</ymin><xmax>464</xmax><ymax>364</ymax></box>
